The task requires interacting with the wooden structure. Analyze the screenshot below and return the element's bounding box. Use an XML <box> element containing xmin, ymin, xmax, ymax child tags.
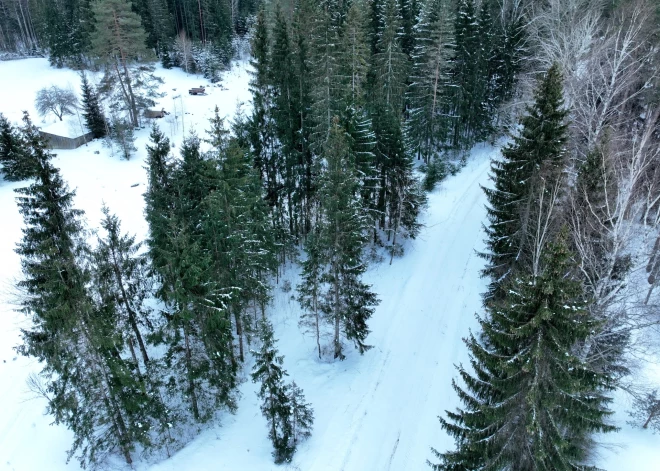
<box><xmin>188</xmin><ymin>86</ymin><xmax>206</xmax><ymax>95</ymax></box>
<box><xmin>145</xmin><ymin>108</ymin><xmax>169</xmax><ymax>119</ymax></box>
<box><xmin>39</xmin><ymin>130</ymin><xmax>94</xmax><ymax>150</ymax></box>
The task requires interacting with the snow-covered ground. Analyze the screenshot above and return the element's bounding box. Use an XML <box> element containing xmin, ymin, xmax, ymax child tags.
<box><xmin>0</xmin><ymin>58</ymin><xmax>658</xmax><ymax>471</ymax></box>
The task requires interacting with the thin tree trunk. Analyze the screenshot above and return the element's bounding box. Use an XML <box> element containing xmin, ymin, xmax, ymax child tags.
<box><xmin>234</xmin><ymin>307</ymin><xmax>244</xmax><ymax>362</ymax></box>
<box><xmin>183</xmin><ymin>324</ymin><xmax>200</xmax><ymax>420</ymax></box>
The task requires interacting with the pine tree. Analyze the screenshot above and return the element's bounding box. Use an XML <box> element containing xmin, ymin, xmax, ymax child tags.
<box><xmin>0</xmin><ymin>113</ymin><xmax>32</xmax><ymax>181</ymax></box>
<box><xmin>318</xmin><ymin>120</ymin><xmax>379</xmax><ymax>359</ymax></box>
<box><xmin>251</xmin><ymin>319</ymin><xmax>295</xmax><ymax>464</ymax></box>
<box><xmin>481</xmin><ymin>64</ymin><xmax>569</xmax><ymax>302</ymax></box>
<box><xmin>80</xmin><ymin>72</ymin><xmax>107</xmax><ymax>139</ymax></box>
<box><xmin>432</xmin><ymin>231</ymin><xmax>616</xmax><ymax>470</ymax></box>
<box><xmin>91</xmin><ymin>0</ymin><xmax>151</xmax><ymax>127</ymax></box>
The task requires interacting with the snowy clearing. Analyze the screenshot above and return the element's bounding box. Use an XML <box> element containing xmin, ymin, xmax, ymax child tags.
<box><xmin>0</xmin><ymin>58</ymin><xmax>658</xmax><ymax>471</ymax></box>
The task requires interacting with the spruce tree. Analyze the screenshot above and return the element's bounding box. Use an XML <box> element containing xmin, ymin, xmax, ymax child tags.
<box><xmin>252</xmin><ymin>320</ymin><xmax>313</xmax><ymax>464</ymax></box>
<box><xmin>80</xmin><ymin>72</ymin><xmax>107</xmax><ymax>139</ymax></box>
<box><xmin>432</xmin><ymin>231</ymin><xmax>616</xmax><ymax>471</ymax></box>
<box><xmin>249</xmin><ymin>8</ymin><xmax>279</xmax><ymax>208</ymax></box>
<box><xmin>271</xmin><ymin>4</ymin><xmax>301</xmax><ymax>237</ymax></box>
<box><xmin>481</xmin><ymin>64</ymin><xmax>569</xmax><ymax>302</ymax></box>
<box><xmin>144</xmin><ymin>123</ymin><xmax>174</xmax><ymax>286</ymax></box>
<box><xmin>157</xmin><ymin>135</ymin><xmax>237</xmax><ymax>420</ymax></box>
<box><xmin>252</xmin><ymin>319</ymin><xmax>295</xmax><ymax>464</ymax></box>
<box><xmin>93</xmin><ymin>206</ymin><xmax>153</xmax><ymax>368</ymax></box>
<box><xmin>338</xmin><ymin>0</ymin><xmax>370</xmax><ymax>110</ymax></box>
<box><xmin>200</xmin><ymin>133</ymin><xmax>276</xmax><ymax>363</ymax></box>
<box><xmin>371</xmin><ymin>0</ymin><xmax>408</xmax><ymax>118</ymax></box>
<box><xmin>318</xmin><ymin>120</ymin><xmax>379</xmax><ymax>359</ymax></box>
<box><xmin>292</xmin><ymin>0</ymin><xmax>316</xmax><ymax>234</ymax></box>
<box><xmin>309</xmin><ymin>0</ymin><xmax>342</xmax><ymax>152</ymax></box>
<box><xmin>298</xmin><ymin>232</ymin><xmax>326</xmax><ymax>359</ymax></box>
<box><xmin>450</xmin><ymin>0</ymin><xmax>485</xmax><ymax>148</ymax></box>
<box><xmin>288</xmin><ymin>381</ymin><xmax>314</xmax><ymax>449</ymax></box>
<box><xmin>407</xmin><ymin>0</ymin><xmax>455</xmax><ymax>163</ymax></box>
<box><xmin>14</xmin><ymin>120</ymin><xmax>164</xmax><ymax>467</ymax></box>
<box><xmin>0</xmin><ymin>113</ymin><xmax>32</xmax><ymax>181</ymax></box>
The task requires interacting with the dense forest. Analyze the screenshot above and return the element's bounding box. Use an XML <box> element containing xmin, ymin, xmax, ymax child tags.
<box><xmin>1</xmin><ymin>0</ymin><xmax>660</xmax><ymax>469</ymax></box>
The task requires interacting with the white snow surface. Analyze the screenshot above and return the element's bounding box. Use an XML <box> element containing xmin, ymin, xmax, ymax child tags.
<box><xmin>0</xmin><ymin>58</ymin><xmax>658</xmax><ymax>471</ymax></box>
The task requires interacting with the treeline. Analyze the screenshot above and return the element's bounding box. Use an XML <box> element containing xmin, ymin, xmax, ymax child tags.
<box><xmin>245</xmin><ymin>0</ymin><xmax>523</xmax><ymax>253</ymax></box>
<box><xmin>431</xmin><ymin>0</ymin><xmax>660</xmax><ymax>469</ymax></box>
<box><xmin>0</xmin><ymin>0</ymin><xmax>258</xmax><ymax>69</ymax></box>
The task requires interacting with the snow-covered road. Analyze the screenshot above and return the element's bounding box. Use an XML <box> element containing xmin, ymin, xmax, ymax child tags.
<box><xmin>304</xmin><ymin>150</ymin><xmax>492</xmax><ymax>471</ymax></box>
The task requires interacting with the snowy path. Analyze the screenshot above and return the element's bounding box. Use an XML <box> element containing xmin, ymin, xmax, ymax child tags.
<box><xmin>302</xmin><ymin>149</ymin><xmax>492</xmax><ymax>471</ymax></box>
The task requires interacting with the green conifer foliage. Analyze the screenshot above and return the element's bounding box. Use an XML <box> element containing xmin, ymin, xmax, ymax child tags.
<box><xmin>318</xmin><ymin>120</ymin><xmax>379</xmax><ymax>359</ymax></box>
<box><xmin>80</xmin><ymin>72</ymin><xmax>107</xmax><ymax>139</ymax></box>
<box><xmin>481</xmin><ymin>64</ymin><xmax>569</xmax><ymax>302</ymax></box>
<box><xmin>251</xmin><ymin>319</ymin><xmax>295</xmax><ymax>463</ymax></box>
<box><xmin>0</xmin><ymin>113</ymin><xmax>32</xmax><ymax>181</ymax></box>
<box><xmin>252</xmin><ymin>320</ymin><xmax>314</xmax><ymax>463</ymax></box>
<box><xmin>14</xmin><ymin>119</ymin><xmax>164</xmax><ymax>467</ymax></box>
<box><xmin>432</xmin><ymin>231</ymin><xmax>616</xmax><ymax>471</ymax></box>
<box><xmin>407</xmin><ymin>0</ymin><xmax>455</xmax><ymax>163</ymax></box>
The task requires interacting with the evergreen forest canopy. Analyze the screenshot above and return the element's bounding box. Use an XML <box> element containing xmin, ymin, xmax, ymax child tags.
<box><xmin>1</xmin><ymin>0</ymin><xmax>660</xmax><ymax>469</ymax></box>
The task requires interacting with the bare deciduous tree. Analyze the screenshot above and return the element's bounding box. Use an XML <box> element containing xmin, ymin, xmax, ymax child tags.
<box><xmin>35</xmin><ymin>85</ymin><xmax>77</xmax><ymax>121</ymax></box>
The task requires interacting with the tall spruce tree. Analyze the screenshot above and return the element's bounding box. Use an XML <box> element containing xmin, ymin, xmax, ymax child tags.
<box><xmin>15</xmin><ymin>117</ymin><xmax>165</xmax><ymax>467</ymax></box>
<box><xmin>309</xmin><ymin>0</ymin><xmax>342</xmax><ymax>152</ymax></box>
<box><xmin>298</xmin><ymin>231</ymin><xmax>326</xmax><ymax>359</ymax></box>
<box><xmin>80</xmin><ymin>72</ymin><xmax>107</xmax><ymax>139</ymax></box>
<box><xmin>249</xmin><ymin>8</ymin><xmax>279</xmax><ymax>208</ymax></box>
<box><xmin>431</xmin><ymin>231</ymin><xmax>616</xmax><ymax>470</ymax></box>
<box><xmin>481</xmin><ymin>64</ymin><xmax>569</xmax><ymax>302</ymax></box>
<box><xmin>159</xmin><ymin>135</ymin><xmax>237</xmax><ymax>421</ymax></box>
<box><xmin>407</xmin><ymin>0</ymin><xmax>455</xmax><ymax>162</ymax></box>
<box><xmin>318</xmin><ymin>120</ymin><xmax>379</xmax><ymax>359</ymax></box>
<box><xmin>200</xmin><ymin>131</ymin><xmax>276</xmax><ymax>363</ymax></box>
<box><xmin>450</xmin><ymin>0</ymin><xmax>487</xmax><ymax>148</ymax></box>
<box><xmin>144</xmin><ymin>123</ymin><xmax>174</xmax><ymax>286</ymax></box>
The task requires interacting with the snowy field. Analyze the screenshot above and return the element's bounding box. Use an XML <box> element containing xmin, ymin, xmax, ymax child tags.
<box><xmin>0</xmin><ymin>58</ymin><xmax>658</xmax><ymax>470</ymax></box>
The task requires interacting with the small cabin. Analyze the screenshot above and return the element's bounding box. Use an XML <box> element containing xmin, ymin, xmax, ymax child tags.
<box><xmin>145</xmin><ymin>108</ymin><xmax>169</xmax><ymax>119</ymax></box>
<box><xmin>39</xmin><ymin>120</ymin><xmax>93</xmax><ymax>150</ymax></box>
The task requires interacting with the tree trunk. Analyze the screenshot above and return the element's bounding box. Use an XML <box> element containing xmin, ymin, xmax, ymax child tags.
<box><xmin>183</xmin><ymin>324</ymin><xmax>200</xmax><ymax>420</ymax></box>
